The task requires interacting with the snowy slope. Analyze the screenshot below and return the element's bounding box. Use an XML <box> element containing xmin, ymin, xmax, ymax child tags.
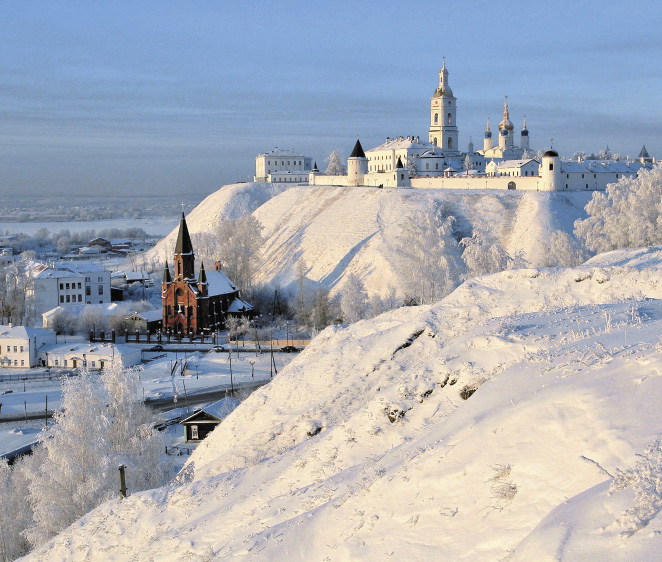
<box><xmin>23</xmin><ymin>247</ymin><xmax>662</xmax><ymax>561</ymax></box>
<box><xmin>142</xmin><ymin>182</ymin><xmax>292</xmax><ymax>264</ymax></box>
<box><xmin>146</xmin><ymin>183</ymin><xmax>591</xmax><ymax>297</ymax></box>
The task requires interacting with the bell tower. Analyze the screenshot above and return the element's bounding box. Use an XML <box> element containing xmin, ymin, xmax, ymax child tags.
<box><xmin>428</xmin><ymin>58</ymin><xmax>459</xmax><ymax>153</ymax></box>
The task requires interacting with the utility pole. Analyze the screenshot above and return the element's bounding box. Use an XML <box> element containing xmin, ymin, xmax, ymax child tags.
<box><xmin>118</xmin><ymin>465</ymin><xmax>127</xmax><ymax>499</ymax></box>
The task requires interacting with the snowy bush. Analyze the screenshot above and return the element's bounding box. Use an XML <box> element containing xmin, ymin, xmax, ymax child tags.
<box><xmin>610</xmin><ymin>436</ymin><xmax>662</xmax><ymax>535</ymax></box>
<box><xmin>460</xmin><ymin>231</ymin><xmax>510</xmax><ymax>277</ymax></box>
<box><xmin>540</xmin><ymin>230</ymin><xmax>588</xmax><ymax>267</ymax></box>
<box><xmin>575</xmin><ymin>166</ymin><xmax>662</xmax><ymax>254</ymax></box>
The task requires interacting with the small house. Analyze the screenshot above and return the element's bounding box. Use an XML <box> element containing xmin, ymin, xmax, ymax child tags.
<box><xmin>180</xmin><ymin>397</ymin><xmax>239</xmax><ymax>442</ymax></box>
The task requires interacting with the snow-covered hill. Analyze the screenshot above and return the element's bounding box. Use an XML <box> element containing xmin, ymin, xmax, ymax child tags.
<box><xmin>24</xmin><ymin>247</ymin><xmax>662</xmax><ymax>561</ymax></box>
<box><xmin>145</xmin><ymin>183</ymin><xmax>592</xmax><ymax>296</ymax></box>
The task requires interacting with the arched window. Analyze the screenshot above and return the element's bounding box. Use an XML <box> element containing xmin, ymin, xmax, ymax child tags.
<box><xmin>447</xmin><ymin>137</ymin><xmax>453</xmax><ymax>149</ymax></box>
<box><xmin>434</xmin><ymin>113</ymin><xmax>438</xmax><ymax>124</ymax></box>
<box><xmin>433</xmin><ymin>137</ymin><xmax>438</xmax><ymax>146</ymax></box>
<box><xmin>447</xmin><ymin>113</ymin><xmax>452</xmax><ymax>125</ymax></box>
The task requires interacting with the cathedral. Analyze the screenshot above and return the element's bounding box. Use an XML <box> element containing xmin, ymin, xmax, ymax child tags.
<box><xmin>161</xmin><ymin>212</ymin><xmax>252</xmax><ymax>335</ymax></box>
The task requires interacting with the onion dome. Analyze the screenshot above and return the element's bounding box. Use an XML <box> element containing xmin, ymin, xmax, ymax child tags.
<box><xmin>484</xmin><ymin>119</ymin><xmax>492</xmax><ymax>139</ymax></box>
<box><xmin>520</xmin><ymin>117</ymin><xmax>528</xmax><ymax>137</ymax></box>
<box><xmin>433</xmin><ymin>57</ymin><xmax>453</xmax><ymax>98</ymax></box>
<box><xmin>498</xmin><ymin>98</ymin><xmax>514</xmax><ymax>131</ymax></box>
<box><xmin>543</xmin><ymin>150</ymin><xmax>558</xmax><ymax>157</ymax></box>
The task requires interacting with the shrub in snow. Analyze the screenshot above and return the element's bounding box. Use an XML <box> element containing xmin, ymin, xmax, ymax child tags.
<box><xmin>487</xmin><ymin>464</ymin><xmax>518</xmax><ymax>511</ymax></box>
<box><xmin>610</xmin><ymin>436</ymin><xmax>662</xmax><ymax>535</ymax></box>
<box><xmin>23</xmin><ymin>360</ymin><xmax>166</xmax><ymax>548</ymax></box>
<box><xmin>460</xmin><ymin>231</ymin><xmax>511</xmax><ymax>278</ymax></box>
<box><xmin>575</xmin><ymin>165</ymin><xmax>662</xmax><ymax>254</ymax></box>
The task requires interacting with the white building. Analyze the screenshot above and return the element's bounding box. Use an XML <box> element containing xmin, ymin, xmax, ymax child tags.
<box><xmin>0</xmin><ymin>324</ymin><xmax>56</xmax><ymax>368</ymax></box>
<box><xmin>254</xmin><ymin>148</ymin><xmax>313</xmax><ymax>183</ymax></box>
<box><xmin>31</xmin><ymin>262</ymin><xmax>112</xmax><ymax>318</ymax></box>
<box><xmin>308</xmin><ymin>59</ymin><xmax>655</xmax><ymax>192</ymax></box>
<box><xmin>38</xmin><ymin>342</ymin><xmax>141</xmax><ymax>370</ymax></box>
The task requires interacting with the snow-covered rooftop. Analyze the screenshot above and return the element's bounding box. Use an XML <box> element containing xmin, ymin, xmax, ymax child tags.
<box><xmin>206</xmin><ymin>270</ymin><xmax>238</xmax><ymax>297</ymax></box>
<box><xmin>0</xmin><ymin>324</ymin><xmax>54</xmax><ymax>340</ymax></box>
<box><xmin>367</xmin><ymin>136</ymin><xmax>435</xmax><ymax>152</ymax></box>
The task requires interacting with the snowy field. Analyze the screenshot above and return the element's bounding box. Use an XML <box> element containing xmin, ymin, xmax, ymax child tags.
<box><xmin>21</xmin><ymin>246</ymin><xmax>662</xmax><ymax>561</ymax></box>
<box><xmin>0</xmin><ymin>350</ymin><xmax>293</xmax><ymax>458</ymax></box>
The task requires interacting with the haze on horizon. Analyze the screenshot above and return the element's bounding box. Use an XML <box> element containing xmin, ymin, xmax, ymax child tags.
<box><xmin>1</xmin><ymin>0</ymin><xmax>660</xmax><ymax>199</ymax></box>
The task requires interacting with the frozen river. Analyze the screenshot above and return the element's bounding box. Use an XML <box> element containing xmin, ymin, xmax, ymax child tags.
<box><xmin>0</xmin><ymin>216</ymin><xmax>178</xmax><ymax>237</ymax></box>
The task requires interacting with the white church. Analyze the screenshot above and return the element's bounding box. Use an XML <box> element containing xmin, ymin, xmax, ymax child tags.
<box><xmin>258</xmin><ymin>59</ymin><xmax>655</xmax><ymax>191</ymax></box>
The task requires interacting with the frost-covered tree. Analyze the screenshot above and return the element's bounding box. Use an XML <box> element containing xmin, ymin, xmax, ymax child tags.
<box><xmin>541</xmin><ymin>230</ymin><xmax>587</xmax><ymax>267</ymax></box>
<box><xmin>463</xmin><ymin>154</ymin><xmax>474</xmax><ymax>172</ymax></box>
<box><xmin>460</xmin><ymin>231</ymin><xmax>510</xmax><ymax>277</ymax></box>
<box><xmin>310</xmin><ymin>287</ymin><xmax>331</xmax><ymax>330</ymax></box>
<box><xmin>397</xmin><ymin>206</ymin><xmax>464</xmax><ymax>304</ymax></box>
<box><xmin>405</xmin><ymin>154</ymin><xmax>418</xmax><ymax>178</ymax></box>
<box><xmin>0</xmin><ymin>458</ymin><xmax>32</xmax><ymax>560</ymax></box>
<box><xmin>340</xmin><ymin>273</ymin><xmax>369</xmax><ymax>324</ymax></box>
<box><xmin>78</xmin><ymin>305</ymin><xmax>107</xmax><ymax>337</ymax></box>
<box><xmin>23</xmin><ymin>361</ymin><xmax>165</xmax><ymax>548</ymax></box>
<box><xmin>324</xmin><ymin>150</ymin><xmax>347</xmax><ymax>175</ymax></box>
<box><xmin>214</xmin><ymin>215</ymin><xmax>264</xmax><ymax>293</ymax></box>
<box><xmin>574</xmin><ymin>166</ymin><xmax>662</xmax><ymax>254</ymax></box>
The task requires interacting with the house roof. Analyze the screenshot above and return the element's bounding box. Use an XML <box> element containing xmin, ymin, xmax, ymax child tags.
<box><xmin>227</xmin><ymin>298</ymin><xmax>253</xmax><ymax>313</ymax></box>
<box><xmin>0</xmin><ymin>325</ymin><xmax>54</xmax><ymax>340</ymax></box>
<box><xmin>128</xmin><ymin>309</ymin><xmax>162</xmax><ymax>323</ymax></box>
<box><xmin>42</xmin><ymin>303</ymin><xmax>120</xmax><ymax>320</ymax></box>
<box><xmin>181</xmin><ymin>397</ymin><xmax>239</xmax><ymax>424</ymax></box>
<box><xmin>206</xmin><ymin>270</ymin><xmax>238</xmax><ymax>297</ymax></box>
<box><xmin>42</xmin><ymin>342</ymin><xmax>138</xmax><ymax>358</ymax></box>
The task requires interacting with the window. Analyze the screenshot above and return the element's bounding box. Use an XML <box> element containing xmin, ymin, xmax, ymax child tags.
<box><xmin>566</xmin><ymin>174</ymin><xmax>569</xmax><ymax>178</ymax></box>
<box><xmin>98</xmin><ymin>285</ymin><xmax>103</xmax><ymax>295</ymax></box>
<box><xmin>191</xmin><ymin>425</ymin><xmax>199</xmax><ymax>440</ymax></box>
<box><xmin>78</xmin><ymin>282</ymin><xmax>82</xmax><ymax>289</ymax></box>
<box><xmin>594</xmin><ymin>174</ymin><xmax>596</xmax><ymax>179</ymax></box>
<box><xmin>586</xmin><ymin>184</ymin><xmax>589</xmax><ymax>189</ymax></box>
<box><xmin>5</xmin><ymin>346</ymin><xmax>9</xmax><ymax>353</ymax></box>
<box><xmin>582</xmin><ymin>174</ymin><xmax>584</xmax><ymax>178</ymax></box>
<box><xmin>565</xmin><ymin>184</ymin><xmax>568</xmax><ymax>189</ymax></box>
<box><xmin>616</xmin><ymin>174</ymin><xmax>619</xmax><ymax>178</ymax></box>
<box><xmin>447</xmin><ymin>138</ymin><xmax>453</xmax><ymax>149</ymax></box>
<box><xmin>92</xmin><ymin>361</ymin><xmax>96</xmax><ymax>367</ymax></box>
<box><xmin>20</xmin><ymin>346</ymin><xmax>23</xmax><ymax>352</ymax></box>
<box><xmin>60</xmin><ymin>295</ymin><xmax>65</xmax><ymax>303</ymax></box>
<box><xmin>66</xmin><ymin>295</ymin><xmax>70</xmax><ymax>303</ymax></box>
<box><xmin>86</xmin><ymin>286</ymin><xmax>91</xmax><ymax>296</ymax></box>
<box><xmin>434</xmin><ymin>113</ymin><xmax>438</xmax><ymax>124</ymax></box>
<box><xmin>20</xmin><ymin>360</ymin><xmax>24</xmax><ymax>366</ymax></box>
<box><xmin>447</xmin><ymin>113</ymin><xmax>452</xmax><ymax>125</ymax></box>
<box><xmin>60</xmin><ymin>283</ymin><xmax>64</xmax><ymax>290</ymax></box>
<box><xmin>549</xmin><ymin>163</ymin><xmax>554</xmax><ymax>171</ymax></box>
<box><xmin>64</xmin><ymin>360</ymin><xmax>68</xmax><ymax>367</ymax></box>
<box><xmin>13</xmin><ymin>346</ymin><xmax>17</xmax><ymax>352</ymax></box>
<box><xmin>78</xmin><ymin>295</ymin><xmax>82</xmax><ymax>302</ymax></box>
<box><xmin>13</xmin><ymin>360</ymin><xmax>17</xmax><ymax>366</ymax></box>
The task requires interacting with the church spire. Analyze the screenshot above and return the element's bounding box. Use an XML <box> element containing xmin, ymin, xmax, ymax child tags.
<box><xmin>173</xmin><ymin>212</ymin><xmax>195</xmax><ymax>281</ymax></box>
<box><xmin>162</xmin><ymin>260</ymin><xmax>172</xmax><ymax>283</ymax></box>
<box><xmin>199</xmin><ymin>261</ymin><xmax>207</xmax><ymax>285</ymax></box>
<box><xmin>174</xmin><ymin>211</ymin><xmax>194</xmax><ymax>255</ymax></box>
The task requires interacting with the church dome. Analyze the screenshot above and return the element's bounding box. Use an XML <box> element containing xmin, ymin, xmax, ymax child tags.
<box><xmin>543</xmin><ymin>150</ymin><xmax>558</xmax><ymax>157</ymax></box>
<box><xmin>499</xmin><ymin>117</ymin><xmax>514</xmax><ymax>131</ymax></box>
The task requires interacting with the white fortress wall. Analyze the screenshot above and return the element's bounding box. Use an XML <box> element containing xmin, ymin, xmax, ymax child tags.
<box><xmin>411</xmin><ymin>175</ymin><xmax>541</xmax><ymax>190</ymax></box>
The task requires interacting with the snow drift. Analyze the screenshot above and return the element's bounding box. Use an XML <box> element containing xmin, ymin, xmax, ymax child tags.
<box><xmin>23</xmin><ymin>246</ymin><xmax>662</xmax><ymax>561</ymax></box>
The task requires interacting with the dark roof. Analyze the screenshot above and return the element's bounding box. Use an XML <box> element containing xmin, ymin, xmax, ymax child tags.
<box><xmin>349</xmin><ymin>139</ymin><xmax>366</xmax><ymax>158</ymax></box>
<box><xmin>544</xmin><ymin>150</ymin><xmax>558</xmax><ymax>157</ymax></box>
<box><xmin>639</xmin><ymin>145</ymin><xmax>650</xmax><ymax>158</ymax></box>
<box><xmin>174</xmin><ymin>212</ymin><xmax>194</xmax><ymax>255</ymax></box>
<box><xmin>162</xmin><ymin>260</ymin><xmax>172</xmax><ymax>283</ymax></box>
<box><xmin>396</xmin><ymin>156</ymin><xmax>404</xmax><ymax>169</ymax></box>
<box><xmin>199</xmin><ymin>261</ymin><xmax>207</xmax><ymax>285</ymax></box>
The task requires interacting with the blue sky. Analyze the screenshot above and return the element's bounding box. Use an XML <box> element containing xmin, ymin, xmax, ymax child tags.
<box><xmin>1</xmin><ymin>1</ymin><xmax>660</xmax><ymax>198</ymax></box>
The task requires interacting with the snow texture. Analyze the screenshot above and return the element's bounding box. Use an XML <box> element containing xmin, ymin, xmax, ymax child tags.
<box><xmin>21</xmin><ymin>246</ymin><xmax>662</xmax><ymax>561</ymax></box>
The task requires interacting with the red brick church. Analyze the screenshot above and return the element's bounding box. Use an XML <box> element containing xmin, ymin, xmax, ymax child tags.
<box><xmin>161</xmin><ymin>212</ymin><xmax>252</xmax><ymax>335</ymax></box>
